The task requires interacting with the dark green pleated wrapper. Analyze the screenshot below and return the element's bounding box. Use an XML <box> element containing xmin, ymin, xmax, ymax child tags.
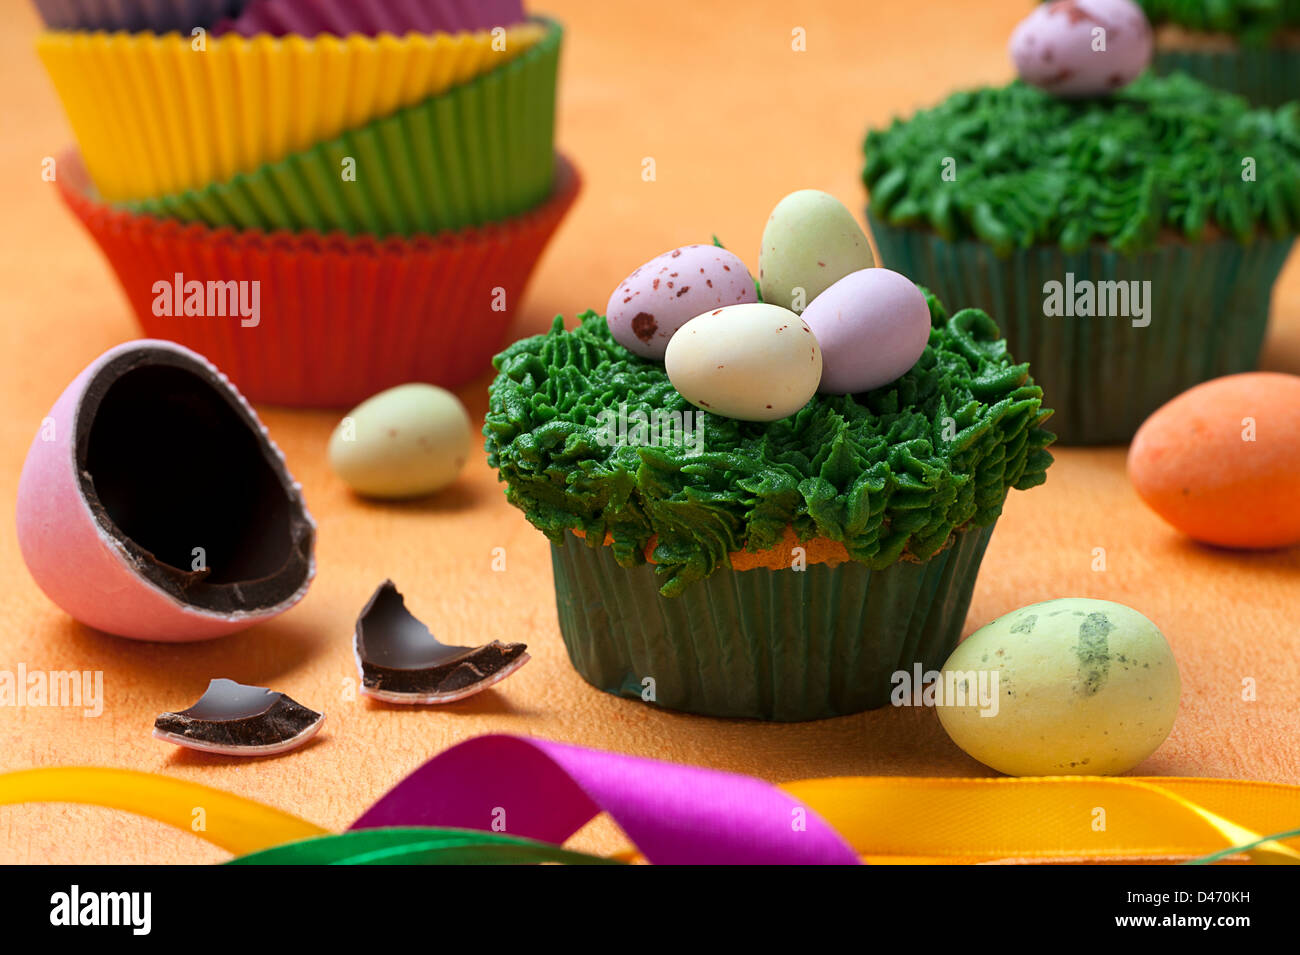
<box><xmin>123</xmin><ymin>19</ymin><xmax>562</xmax><ymax>237</ymax></box>
<box><xmin>869</xmin><ymin>213</ymin><xmax>1296</xmax><ymax>445</ymax></box>
<box><xmin>1153</xmin><ymin>48</ymin><xmax>1300</xmax><ymax>107</ymax></box>
<box><xmin>550</xmin><ymin>523</ymin><xmax>997</xmax><ymax>722</ymax></box>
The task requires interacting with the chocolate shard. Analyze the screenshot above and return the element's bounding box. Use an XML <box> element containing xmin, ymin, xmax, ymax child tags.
<box><xmin>153</xmin><ymin>678</ymin><xmax>324</xmax><ymax>756</ymax></box>
<box><xmin>354</xmin><ymin>581</ymin><xmax>530</xmax><ymax>704</ymax></box>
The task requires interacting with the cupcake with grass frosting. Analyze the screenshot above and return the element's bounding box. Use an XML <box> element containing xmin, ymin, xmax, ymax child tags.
<box><xmin>865</xmin><ymin>0</ymin><xmax>1300</xmax><ymax>443</ymax></box>
<box><xmin>485</xmin><ymin>191</ymin><xmax>1055</xmax><ymax>721</ymax></box>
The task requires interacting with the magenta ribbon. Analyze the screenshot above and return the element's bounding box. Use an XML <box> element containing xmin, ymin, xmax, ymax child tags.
<box><xmin>350</xmin><ymin>734</ymin><xmax>860</xmax><ymax>865</ymax></box>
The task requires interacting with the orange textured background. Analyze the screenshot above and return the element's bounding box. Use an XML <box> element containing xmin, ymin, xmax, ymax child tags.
<box><xmin>1</xmin><ymin>0</ymin><xmax>1298</xmax><ymax>863</ymax></box>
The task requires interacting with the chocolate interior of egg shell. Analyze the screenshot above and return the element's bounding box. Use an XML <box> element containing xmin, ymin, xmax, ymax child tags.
<box><xmin>153</xmin><ymin>678</ymin><xmax>323</xmax><ymax>753</ymax></box>
<box><xmin>74</xmin><ymin>346</ymin><xmax>313</xmax><ymax>615</ymax></box>
<box><xmin>355</xmin><ymin>581</ymin><xmax>530</xmax><ymax>701</ymax></box>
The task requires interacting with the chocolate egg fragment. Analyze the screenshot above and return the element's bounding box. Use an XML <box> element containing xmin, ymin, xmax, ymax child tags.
<box><xmin>15</xmin><ymin>340</ymin><xmax>315</xmax><ymax>642</ymax></box>
<box><xmin>328</xmin><ymin>383</ymin><xmax>473</xmax><ymax>499</ymax></box>
<box><xmin>801</xmin><ymin>268</ymin><xmax>931</xmax><ymax>394</ymax></box>
<box><xmin>606</xmin><ymin>245</ymin><xmax>757</xmax><ymax>360</ymax></box>
<box><xmin>354</xmin><ymin>581</ymin><xmax>530</xmax><ymax>704</ymax></box>
<box><xmin>1009</xmin><ymin>0</ymin><xmax>1153</xmax><ymax>98</ymax></box>
<box><xmin>664</xmin><ymin>303</ymin><xmax>822</xmax><ymax>422</ymax></box>
<box><xmin>937</xmin><ymin>597</ymin><xmax>1180</xmax><ymax>776</ymax></box>
<box><xmin>758</xmin><ymin>190</ymin><xmax>873</xmax><ymax>314</ymax></box>
<box><xmin>153</xmin><ymin>678</ymin><xmax>324</xmax><ymax>756</ymax></box>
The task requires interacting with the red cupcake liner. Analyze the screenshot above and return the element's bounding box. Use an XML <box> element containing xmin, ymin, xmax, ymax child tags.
<box><xmin>214</xmin><ymin>0</ymin><xmax>525</xmax><ymax>37</ymax></box>
<box><xmin>56</xmin><ymin>149</ymin><xmax>579</xmax><ymax>407</ymax></box>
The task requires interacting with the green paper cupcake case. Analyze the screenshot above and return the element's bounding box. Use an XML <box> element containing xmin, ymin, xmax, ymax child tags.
<box><xmin>1151</xmin><ymin>46</ymin><xmax>1300</xmax><ymax>107</ymax></box>
<box><xmin>868</xmin><ymin>215</ymin><xmax>1296</xmax><ymax>445</ymax></box>
<box><xmin>124</xmin><ymin>18</ymin><xmax>563</xmax><ymax>238</ymax></box>
<box><xmin>551</xmin><ymin>524</ymin><xmax>998</xmax><ymax>722</ymax></box>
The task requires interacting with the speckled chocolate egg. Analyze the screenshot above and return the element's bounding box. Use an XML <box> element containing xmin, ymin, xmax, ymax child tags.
<box><xmin>15</xmin><ymin>340</ymin><xmax>315</xmax><ymax>642</ymax></box>
<box><xmin>664</xmin><ymin>303</ymin><xmax>822</xmax><ymax>422</ymax></box>
<box><xmin>801</xmin><ymin>268</ymin><xmax>931</xmax><ymax>394</ymax></box>
<box><xmin>329</xmin><ymin>384</ymin><xmax>474</xmax><ymax>499</ymax></box>
<box><xmin>937</xmin><ymin>598</ymin><xmax>1181</xmax><ymax>776</ymax></box>
<box><xmin>758</xmin><ymin>190</ymin><xmax>874</xmax><ymax>314</ymax></box>
<box><xmin>1128</xmin><ymin>373</ymin><xmax>1300</xmax><ymax>549</ymax></box>
<box><xmin>606</xmin><ymin>245</ymin><xmax>757</xmax><ymax>360</ymax></box>
<box><xmin>1010</xmin><ymin>0</ymin><xmax>1153</xmax><ymax>98</ymax></box>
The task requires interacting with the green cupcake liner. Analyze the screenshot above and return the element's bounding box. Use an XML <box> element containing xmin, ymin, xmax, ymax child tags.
<box><xmin>550</xmin><ymin>523</ymin><xmax>997</xmax><ymax>722</ymax></box>
<box><xmin>868</xmin><ymin>213</ymin><xmax>1296</xmax><ymax>445</ymax></box>
<box><xmin>123</xmin><ymin>19</ymin><xmax>562</xmax><ymax>237</ymax></box>
<box><xmin>1153</xmin><ymin>47</ymin><xmax>1300</xmax><ymax>107</ymax></box>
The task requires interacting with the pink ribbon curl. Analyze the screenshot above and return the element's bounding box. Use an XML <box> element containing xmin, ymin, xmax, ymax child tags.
<box><xmin>351</xmin><ymin>734</ymin><xmax>860</xmax><ymax>865</ymax></box>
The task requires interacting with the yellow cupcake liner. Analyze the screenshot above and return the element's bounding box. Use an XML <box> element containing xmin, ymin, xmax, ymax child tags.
<box><xmin>37</xmin><ymin>20</ymin><xmax>546</xmax><ymax>201</ymax></box>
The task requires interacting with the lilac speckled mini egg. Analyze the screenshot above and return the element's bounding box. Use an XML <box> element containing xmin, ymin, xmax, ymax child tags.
<box><xmin>1010</xmin><ymin>0</ymin><xmax>1153</xmax><ymax>98</ymax></box>
<box><xmin>606</xmin><ymin>245</ymin><xmax>757</xmax><ymax>360</ymax></box>
<box><xmin>800</xmin><ymin>268</ymin><xmax>931</xmax><ymax>395</ymax></box>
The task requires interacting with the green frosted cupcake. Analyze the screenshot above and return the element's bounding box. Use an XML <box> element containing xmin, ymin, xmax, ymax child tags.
<box><xmin>1139</xmin><ymin>0</ymin><xmax>1300</xmax><ymax>106</ymax></box>
<box><xmin>864</xmin><ymin>73</ymin><xmax>1300</xmax><ymax>444</ymax></box>
<box><xmin>484</xmin><ymin>292</ymin><xmax>1054</xmax><ymax>721</ymax></box>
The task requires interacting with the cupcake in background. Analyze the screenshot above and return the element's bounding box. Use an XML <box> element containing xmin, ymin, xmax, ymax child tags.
<box><xmin>1138</xmin><ymin>0</ymin><xmax>1300</xmax><ymax>106</ymax></box>
<box><xmin>485</xmin><ymin>193</ymin><xmax>1054</xmax><ymax>721</ymax></box>
<box><xmin>865</xmin><ymin>0</ymin><xmax>1300</xmax><ymax>444</ymax></box>
<box><xmin>37</xmin><ymin>1</ymin><xmax>578</xmax><ymax>407</ymax></box>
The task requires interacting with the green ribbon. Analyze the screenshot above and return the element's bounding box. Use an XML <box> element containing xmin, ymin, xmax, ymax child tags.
<box><xmin>227</xmin><ymin>827</ymin><xmax>623</xmax><ymax>866</ymax></box>
<box><xmin>1184</xmin><ymin>825</ymin><xmax>1300</xmax><ymax>866</ymax></box>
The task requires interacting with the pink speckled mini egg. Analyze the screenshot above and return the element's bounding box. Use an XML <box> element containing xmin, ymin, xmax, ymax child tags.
<box><xmin>606</xmin><ymin>245</ymin><xmax>757</xmax><ymax>360</ymax></box>
<box><xmin>15</xmin><ymin>340</ymin><xmax>315</xmax><ymax>642</ymax></box>
<box><xmin>1010</xmin><ymin>0</ymin><xmax>1153</xmax><ymax>98</ymax></box>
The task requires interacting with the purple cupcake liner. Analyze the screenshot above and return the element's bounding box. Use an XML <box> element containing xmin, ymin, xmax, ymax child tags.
<box><xmin>33</xmin><ymin>0</ymin><xmax>247</xmax><ymax>32</ymax></box>
<box><xmin>213</xmin><ymin>0</ymin><xmax>526</xmax><ymax>38</ymax></box>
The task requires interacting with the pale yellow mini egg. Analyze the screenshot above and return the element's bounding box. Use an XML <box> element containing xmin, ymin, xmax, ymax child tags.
<box><xmin>936</xmin><ymin>597</ymin><xmax>1181</xmax><ymax>776</ymax></box>
<box><xmin>328</xmin><ymin>383</ymin><xmax>473</xmax><ymax>499</ymax></box>
<box><xmin>758</xmin><ymin>189</ymin><xmax>874</xmax><ymax>313</ymax></box>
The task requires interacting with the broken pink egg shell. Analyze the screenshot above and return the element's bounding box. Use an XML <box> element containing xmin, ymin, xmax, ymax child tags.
<box><xmin>16</xmin><ymin>339</ymin><xmax>316</xmax><ymax>642</ymax></box>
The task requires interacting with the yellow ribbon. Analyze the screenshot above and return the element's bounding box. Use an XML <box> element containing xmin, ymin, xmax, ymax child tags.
<box><xmin>783</xmin><ymin>776</ymin><xmax>1300</xmax><ymax>864</ymax></box>
<box><xmin>2</xmin><ymin>767</ymin><xmax>1296</xmax><ymax>864</ymax></box>
<box><xmin>0</xmin><ymin>768</ymin><xmax>325</xmax><ymax>855</ymax></box>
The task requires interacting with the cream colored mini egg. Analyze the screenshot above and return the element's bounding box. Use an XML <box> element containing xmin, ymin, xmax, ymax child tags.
<box><xmin>664</xmin><ymin>303</ymin><xmax>822</xmax><ymax>422</ymax></box>
<box><xmin>936</xmin><ymin>597</ymin><xmax>1180</xmax><ymax>776</ymax></box>
<box><xmin>758</xmin><ymin>189</ymin><xmax>874</xmax><ymax>313</ymax></box>
<box><xmin>329</xmin><ymin>384</ymin><xmax>473</xmax><ymax>499</ymax></box>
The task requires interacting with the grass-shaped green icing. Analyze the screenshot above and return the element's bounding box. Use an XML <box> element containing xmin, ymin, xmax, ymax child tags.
<box><xmin>484</xmin><ymin>292</ymin><xmax>1055</xmax><ymax>597</ymax></box>
<box><xmin>863</xmin><ymin>73</ymin><xmax>1300</xmax><ymax>255</ymax></box>
<box><xmin>1138</xmin><ymin>0</ymin><xmax>1300</xmax><ymax>44</ymax></box>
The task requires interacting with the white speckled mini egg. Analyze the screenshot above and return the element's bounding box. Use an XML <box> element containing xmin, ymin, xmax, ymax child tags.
<box><xmin>937</xmin><ymin>597</ymin><xmax>1181</xmax><ymax>776</ymax></box>
<box><xmin>664</xmin><ymin>303</ymin><xmax>822</xmax><ymax>422</ymax></box>
<box><xmin>758</xmin><ymin>190</ymin><xmax>874</xmax><ymax>314</ymax></box>
<box><xmin>606</xmin><ymin>245</ymin><xmax>757</xmax><ymax>360</ymax></box>
<box><xmin>328</xmin><ymin>383</ymin><xmax>473</xmax><ymax>499</ymax></box>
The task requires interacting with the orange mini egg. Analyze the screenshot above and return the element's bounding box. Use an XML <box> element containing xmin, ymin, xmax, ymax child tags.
<box><xmin>1128</xmin><ymin>372</ymin><xmax>1300</xmax><ymax>549</ymax></box>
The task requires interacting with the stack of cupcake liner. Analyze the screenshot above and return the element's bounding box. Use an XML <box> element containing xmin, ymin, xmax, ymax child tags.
<box><xmin>36</xmin><ymin>0</ymin><xmax>578</xmax><ymax>406</ymax></box>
